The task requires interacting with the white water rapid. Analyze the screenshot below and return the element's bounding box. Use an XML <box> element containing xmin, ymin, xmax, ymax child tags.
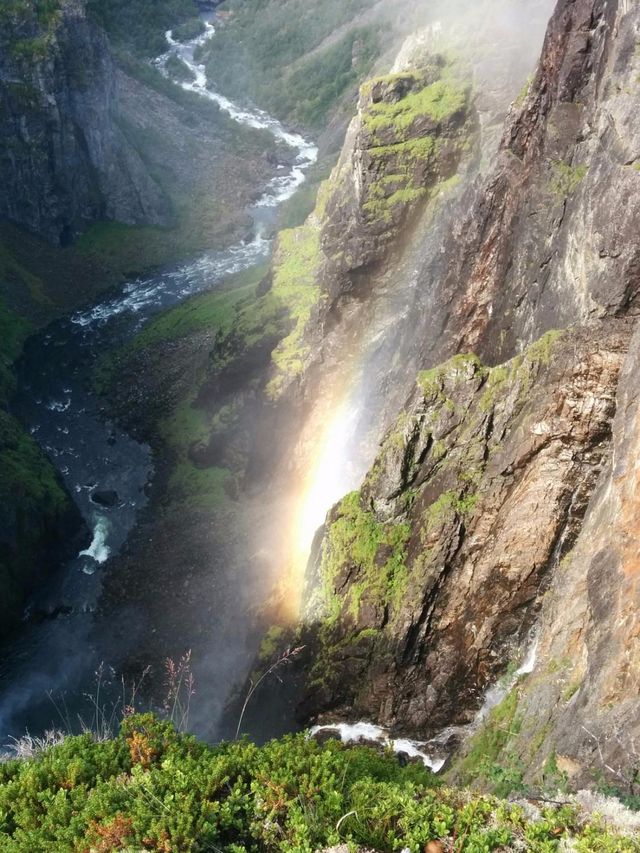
<box><xmin>72</xmin><ymin>21</ymin><xmax>317</xmax><ymax>330</ymax></box>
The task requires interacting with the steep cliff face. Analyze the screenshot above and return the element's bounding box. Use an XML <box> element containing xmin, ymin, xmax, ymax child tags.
<box><xmin>296</xmin><ymin>0</ymin><xmax>640</xmax><ymax>787</ymax></box>
<box><xmin>300</xmin><ymin>323</ymin><xmax>629</xmax><ymax>734</ymax></box>
<box><xmin>0</xmin><ymin>0</ymin><xmax>169</xmax><ymax>244</ymax></box>
<box><xmin>413</xmin><ymin>0</ymin><xmax>640</xmax><ymax>366</ymax></box>
<box><xmin>506</xmin><ymin>322</ymin><xmax>640</xmax><ymax>789</ymax></box>
<box><xmin>319</xmin><ymin>61</ymin><xmax>469</xmax><ymax>291</ymax></box>
<box><xmin>262</xmin><ymin>0</ymin><xmax>554</xmax><ymax>497</ymax></box>
<box><xmin>265</xmin><ymin>57</ymin><xmax>473</xmax><ymax>402</ymax></box>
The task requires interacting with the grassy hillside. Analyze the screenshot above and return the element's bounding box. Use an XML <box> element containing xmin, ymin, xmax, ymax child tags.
<box><xmin>197</xmin><ymin>0</ymin><xmax>389</xmax><ymax>128</ymax></box>
<box><xmin>86</xmin><ymin>0</ymin><xmax>200</xmax><ymax>56</ymax></box>
<box><xmin>0</xmin><ymin>714</ymin><xmax>636</xmax><ymax>852</ymax></box>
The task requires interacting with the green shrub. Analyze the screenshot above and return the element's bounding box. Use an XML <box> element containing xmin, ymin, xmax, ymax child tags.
<box><xmin>0</xmin><ymin>715</ymin><xmax>637</xmax><ymax>851</ymax></box>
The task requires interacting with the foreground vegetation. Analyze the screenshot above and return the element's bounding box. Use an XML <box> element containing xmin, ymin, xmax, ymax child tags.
<box><xmin>0</xmin><ymin>714</ymin><xmax>637</xmax><ymax>852</ymax></box>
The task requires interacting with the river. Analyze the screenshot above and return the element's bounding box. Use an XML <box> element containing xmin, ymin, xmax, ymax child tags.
<box><xmin>0</xmin><ymin>19</ymin><xmax>317</xmax><ymax>741</ymax></box>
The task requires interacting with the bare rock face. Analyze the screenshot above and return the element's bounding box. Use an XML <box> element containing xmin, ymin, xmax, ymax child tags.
<box><xmin>413</xmin><ymin>0</ymin><xmax>640</xmax><ymax>366</ymax></box>
<box><xmin>509</xmin><ymin>322</ymin><xmax>640</xmax><ymax>787</ymax></box>
<box><xmin>300</xmin><ymin>323</ymin><xmax>629</xmax><ymax>735</ymax></box>
<box><xmin>0</xmin><ymin>0</ymin><xmax>169</xmax><ymax>243</ymax></box>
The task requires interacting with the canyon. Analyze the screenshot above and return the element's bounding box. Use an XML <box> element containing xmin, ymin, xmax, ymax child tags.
<box><xmin>0</xmin><ymin>0</ymin><xmax>639</xmax><ymax>831</ymax></box>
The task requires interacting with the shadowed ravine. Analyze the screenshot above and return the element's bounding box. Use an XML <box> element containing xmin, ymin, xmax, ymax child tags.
<box><xmin>0</xmin><ymin>19</ymin><xmax>317</xmax><ymax>741</ymax></box>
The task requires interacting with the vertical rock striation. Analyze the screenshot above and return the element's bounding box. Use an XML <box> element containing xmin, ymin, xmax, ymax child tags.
<box><xmin>296</xmin><ymin>0</ymin><xmax>640</xmax><ymax>784</ymax></box>
<box><xmin>0</xmin><ymin>0</ymin><xmax>169</xmax><ymax>244</ymax></box>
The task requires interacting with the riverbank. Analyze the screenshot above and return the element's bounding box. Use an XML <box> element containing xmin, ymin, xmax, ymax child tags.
<box><xmin>0</xmin><ymin>0</ymin><xmax>286</xmax><ymax>654</ymax></box>
<box><xmin>0</xmin><ymin>12</ymin><xmax>321</xmax><ymax>741</ymax></box>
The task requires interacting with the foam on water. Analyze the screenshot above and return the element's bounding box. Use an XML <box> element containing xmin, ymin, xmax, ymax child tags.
<box><xmin>78</xmin><ymin>517</ymin><xmax>111</xmax><ymax>564</ymax></box>
<box><xmin>46</xmin><ymin>399</ymin><xmax>71</xmax><ymax>412</ymax></box>
<box><xmin>71</xmin><ymin>232</ymin><xmax>272</xmax><ymax>328</ymax></box>
<box><xmin>515</xmin><ymin>636</ymin><xmax>538</xmax><ymax>676</ymax></box>
<box><xmin>308</xmin><ymin>638</ymin><xmax>540</xmax><ymax>775</ymax></box>
<box><xmin>309</xmin><ymin>722</ymin><xmax>447</xmax><ymax>773</ymax></box>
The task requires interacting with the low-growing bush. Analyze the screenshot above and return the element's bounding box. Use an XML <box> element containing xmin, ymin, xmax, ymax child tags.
<box><xmin>0</xmin><ymin>714</ymin><xmax>638</xmax><ymax>851</ymax></box>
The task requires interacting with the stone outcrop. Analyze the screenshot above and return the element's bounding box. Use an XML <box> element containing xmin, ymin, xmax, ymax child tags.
<box><xmin>0</xmin><ymin>0</ymin><xmax>169</xmax><ymax>243</ymax></box>
<box><xmin>300</xmin><ymin>323</ymin><xmax>629</xmax><ymax>735</ymax></box>
<box><xmin>320</xmin><ymin>60</ymin><xmax>470</xmax><ymax>286</ymax></box>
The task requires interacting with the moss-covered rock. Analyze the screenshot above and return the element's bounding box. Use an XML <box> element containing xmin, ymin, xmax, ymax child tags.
<box><xmin>320</xmin><ymin>60</ymin><xmax>471</xmax><ymax>275</ymax></box>
<box><xmin>299</xmin><ymin>322</ymin><xmax>629</xmax><ymax>737</ymax></box>
<box><xmin>266</xmin><ymin>223</ymin><xmax>323</xmax><ymax>399</ymax></box>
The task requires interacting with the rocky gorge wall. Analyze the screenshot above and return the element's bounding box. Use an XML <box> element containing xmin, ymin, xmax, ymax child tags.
<box><xmin>0</xmin><ymin>0</ymin><xmax>167</xmax><ymax>642</ymax></box>
<box><xmin>0</xmin><ymin>0</ymin><xmax>285</xmax><ymax>646</ymax></box>
<box><xmin>30</xmin><ymin>0</ymin><xmax>639</xmax><ymax>792</ymax></box>
<box><xmin>287</xmin><ymin>0</ymin><xmax>640</xmax><ymax>791</ymax></box>
<box><xmin>0</xmin><ymin>0</ymin><xmax>169</xmax><ymax>245</ymax></box>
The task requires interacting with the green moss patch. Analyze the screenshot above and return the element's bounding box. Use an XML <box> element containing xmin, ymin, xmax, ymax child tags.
<box><xmin>0</xmin><ymin>295</ymin><xmax>31</xmax><ymax>402</ymax></box>
<box><xmin>0</xmin><ymin>0</ymin><xmax>63</xmax><ymax>62</ymax></box>
<box><xmin>166</xmin><ymin>460</ymin><xmax>231</xmax><ymax>512</ymax></box>
<box><xmin>549</xmin><ymin>161</ymin><xmax>588</xmax><ymax>200</ymax></box>
<box><xmin>266</xmin><ymin>223</ymin><xmax>322</xmax><ymax>399</ymax></box>
<box><xmin>363</xmin><ymin>77</ymin><xmax>468</xmax><ymax>141</ymax></box>
<box><xmin>319</xmin><ymin>491</ymin><xmax>410</xmax><ymax>623</ymax></box>
<box><xmin>356</xmin><ymin>67</ymin><xmax>470</xmax><ymax>230</ymax></box>
<box><xmin>452</xmin><ymin>689</ymin><xmax>523</xmax><ymax>793</ymax></box>
<box><xmin>133</xmin><ymin>266</ymin><xmax>269</xmax><ymax>352</ymax></box>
